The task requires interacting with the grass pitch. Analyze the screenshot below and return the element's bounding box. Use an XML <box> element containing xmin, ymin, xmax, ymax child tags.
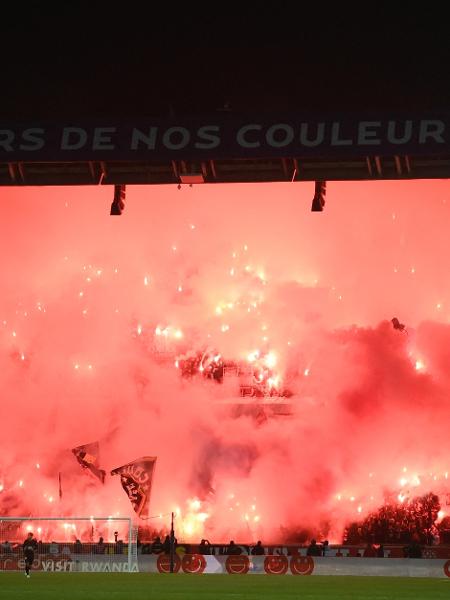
<box><xmin>0</xmin><ymin>573</ymin><xmax>448</xmax><ymax>600</ymax></box>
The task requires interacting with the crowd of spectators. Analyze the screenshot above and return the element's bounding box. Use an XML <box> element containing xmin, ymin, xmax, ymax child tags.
<box><xmin>1</xmin><ymin>491</ymin><xmax>449</xmax><ymax>560</ymax></box>
<box><xmin>344</xmin><ymin>492</ymin><xmax>444</xmax><ymax>546</ymax></box>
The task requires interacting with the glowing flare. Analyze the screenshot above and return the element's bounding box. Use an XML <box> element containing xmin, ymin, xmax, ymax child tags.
<box><xmin>247</xmin><ymin>351</ymin><xmax>259</xmax><ymax>363</ymax></box>
<box><xmin>190</xmin><ymin>499</ymin><xmax>201</xmax><ymax>511</ymax></box>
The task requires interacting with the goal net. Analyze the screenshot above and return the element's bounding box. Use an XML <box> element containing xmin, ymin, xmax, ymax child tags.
<box><xmin>0</xmin><ymin>517</ymin><xmax>138</xmax><ymax>572</ymax></box>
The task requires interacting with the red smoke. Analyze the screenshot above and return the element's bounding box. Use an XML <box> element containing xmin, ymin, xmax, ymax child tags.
<box><xmin>0</xmin><ymin>180</ymin><xmax>449</xmax><ymax>543</ymax></box>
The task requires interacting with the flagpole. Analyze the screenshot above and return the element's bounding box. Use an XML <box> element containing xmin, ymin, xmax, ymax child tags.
<box><xmin>170</xmin><ymin>512</ymin><xmax>175</xmax><ymax>574</ymax></box>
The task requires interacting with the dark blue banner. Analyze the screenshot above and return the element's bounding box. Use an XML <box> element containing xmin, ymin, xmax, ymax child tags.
<box><xmin>1</xmin><ymin>114</ymin><xmax>450</xmax><ymax>161</ymax></box>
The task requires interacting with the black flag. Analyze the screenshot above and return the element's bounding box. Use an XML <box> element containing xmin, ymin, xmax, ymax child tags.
<box><xmin>72</xmin><ymin>441</ymin><xmax>106</xmax><ymax>483</ymax></box>
<box><xmin>111</xmin><ymin>456</ymin><xmax>156</xmax><ymax>518</ymax></box>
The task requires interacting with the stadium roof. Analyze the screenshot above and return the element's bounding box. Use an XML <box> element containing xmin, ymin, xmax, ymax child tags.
<box><xmin>2</xmin><ymin>9</ymin><xmax>450</xmax><ymax>187</ymax></box>
<box><xmin>2</xmin><ymin>9</ymin><xmax>450</xmax><ymax>120</ymax></box>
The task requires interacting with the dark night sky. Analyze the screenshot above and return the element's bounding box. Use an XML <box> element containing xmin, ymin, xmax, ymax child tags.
<box><xmin>1</xmin><ymin>6</ymin><xmax>450</xmax><ymax>119</ymax></box>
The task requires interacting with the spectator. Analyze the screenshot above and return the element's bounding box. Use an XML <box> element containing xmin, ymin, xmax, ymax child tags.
<box><xmin>74</xmin><ymin>539</ymin><xmax>82</xmax><ymax>554</ymax></box>
<box><xmin>251</xmin><ymin>541</ymin><xmax>265</xmax><ymax>555</ymax></box>
<box><xmin>226</xmin><ymin>540</ymin><xmax>242</xmax><ymax>555</ymax></box>
<box><xmin>363</xmin><ymin>543</ymin><xmax>377</xmax><ymax>557</ymax></box>
<box><xmin>115</xmin><ymin>539</ymin><xmax>124</xmax><ymax>554</ymax></box>
<box><xmin>140</xmin><ymin>543</ymin><xmax>152</xmax><ymax>554</ymax></box>
<box><xmin>96</xmin><ymin>537</ymin><xmax>105</xmax><ymax>554</ymax></box>
<box><xmin>377</xmin><ymin>544</ymin><xmax>385</xmax><ymax>558</ymax></box>
<box><xmin>1</xmin><ymin>541</ymin><xmax>12</xmax><ymax>554</ymax></box>
<box><xmin>198</xmin><ymin>539</ymin><xmax>211</xmax><ymax>555</ymax></box>
<box><xmin>151</xmin><ymin>536</ymin><xmax>163</xmax><ymax>554</ymax></box>
<box><xmin>322</xmin><ymin>540</ymin><xmax>330</xmax><ymax>556</ymax></box>
<box><xmin>404</xmin><ymin>537</ymin><xmax>423</xmax><ymax>558</ymax></box>
<box><xmin>306</xmin><ymin>539</ymin><xmax>322</xmax><ymax>557</ymax></box>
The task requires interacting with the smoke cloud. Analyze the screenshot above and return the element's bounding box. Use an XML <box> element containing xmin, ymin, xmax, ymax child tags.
<box><xmin>1</xmin><ymin>180</ymin><xmax>449</xmax><ymax>543</ymax></box>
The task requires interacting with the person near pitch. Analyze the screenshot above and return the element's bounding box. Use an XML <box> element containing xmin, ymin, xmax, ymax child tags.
<box><xmin>23</xmin><ymin>532</ymin><xmax>38</xmax><ymax>578</ymax></box>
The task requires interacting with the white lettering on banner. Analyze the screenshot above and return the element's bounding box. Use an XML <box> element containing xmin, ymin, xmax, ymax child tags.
<box><xmin>266</xmin><ymin>124</ymin><xmax>295</xmax><ymax>148</ymax></box>
<box><xmin>236</xmin><ymin>124</ymin><xmax>262</xmax><ymax>148</ymax></box>
<box><xmin>0</xmin><ymin>129</ymin><xmax>14</xmax><ymax>151</ymax></box>
<box><xmin>61</xmin><ymin>127</ymin><xmax>88</xmax><ymax>150</ymax></box>
<box><xmin>419</xmin><ymin>120</ymin><xmax>445</xmax><ymax>143</ymax></box>
<box><xmin>330</xmin><ymin>122</ymin><xmax>353</xmax><ymax>146</ymax></box>
<box><xmin>119</xmin><ymin>463</ymin><xmax>150</xmax><ymax>485</ymax></box>
<box><xmin>194</xmin><ymin>126</ymin><xmax>221</xmax><ymax>149</ymax></box>
<box><xmin>131</xmin><ymin>127</ymin><xmax>158</xmax><ymax>150</ymax></box>
<box><xmin>92</xmin><ymin>127</ymin><xmax>116</xmax><ymax>150</ymax></box>
<box><xmin>0</xmin><ymin>118</ymin><xmax>449</xmax><ymax>156</ymax></box>
<box><xmin>357</xmin><ymin>121</ymin><xmax>382</xmax><ymax>145</ymax></box>
<box><xmin>41</xmin><ymin>559</ymin><xmax>73</xmax><ymax>572</ymax></box>
<box><xmin>387</xmin><ymin>120</ymin><xmax>413</xmax><ymax>144</ymax></box>
<box><xmin>20</xmin><ymin>128</ymin><xmax>46</xmax><ymax>150</ymax></box>
<box><xmin>162</xmin><ymin>127</ymin><xmax>190</xmax><ymax>150</ymax></box>
<box><xmin>299</xmin><ymin>123</ymin><xmax>325</xmax><ymax>147</ymax></box>
<box><xmin>81</xmin><ymin>561</ymin><xmax>136</xmax><ymax>572</ymax></box>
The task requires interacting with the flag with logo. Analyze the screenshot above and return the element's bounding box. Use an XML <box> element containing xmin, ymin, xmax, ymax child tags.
<box><xmin>72</xmin><ymin>441</ymin><xmax>106</xmax><ymax>483</ymax></box>
<box><xmin>111</xmin><ymin>456</ymin><xmax>157</xmax><ymax>518</ymax></box>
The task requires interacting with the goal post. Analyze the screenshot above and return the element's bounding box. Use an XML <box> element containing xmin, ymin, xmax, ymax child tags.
<box><xmin>0</xmin><ymin>517</ymin><xmax>138</xmax><ymax>573</ymax></box>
